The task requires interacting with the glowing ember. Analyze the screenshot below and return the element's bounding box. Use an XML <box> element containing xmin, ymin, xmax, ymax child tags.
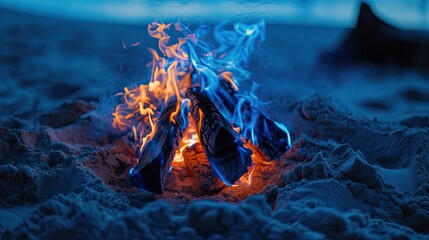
<box><xmin>112</xmin><ymin>20</ymin><xmax>291</xmax><ymax>193</ymax></box>
<box><xmin>173</xmin><ymin>119</ymin><xmax>199</xmax><ymax>163</ymax></box>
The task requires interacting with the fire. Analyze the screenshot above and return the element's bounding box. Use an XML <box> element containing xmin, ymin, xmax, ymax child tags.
<box><xmin>232</xmin><ymin>165</ymin><xmax>255</xmax><ymax>187</ymax></box>
<box><xmin>173</xmin><ymin>118</ymin><xmax>199</xmax><ymax>163</ymax></box>
<box><xmin>112</xmin><ymin>19</ymin><xmax>291</xmax><ymax>193</ymax></box>
<box><xmin>112</xmin><ymin>22</ymin><xmax>191</xmax><ymax>158</ymax></box>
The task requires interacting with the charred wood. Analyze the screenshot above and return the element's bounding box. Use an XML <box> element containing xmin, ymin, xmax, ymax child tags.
<box><xmin>129</xmin><ymin>104</ymin><xmax>184</xmax><ymax>194</ymax></box>
<box><xmin>186</xmin><ymin>87</ymin><xmax>252</xmax><ymax>185</ymax></box>
<box><xmin>217</xmin><ymin>79</ymin><xmax>290</xmax><ymax>160</ymax></box>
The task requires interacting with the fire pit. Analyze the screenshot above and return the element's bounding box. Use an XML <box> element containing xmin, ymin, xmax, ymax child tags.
<box><xmin>2</xmin><ymin>4</ymin><xmax>429</xmax><ymax>238</ymax></box>
<box><xmin>112</xmin><ymin>21</ymin><xmax>291</xmax><ymax>193</ymax></box>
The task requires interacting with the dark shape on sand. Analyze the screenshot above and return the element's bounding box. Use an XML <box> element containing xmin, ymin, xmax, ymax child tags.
<box><xmin>324</xmin><ymin>3</ymin><xmax>429</xmax><ymax>68</ymax></box>
<box><xmin>217</xmin><ymin>79</ymin><xmax>290</xmax><ymax>160</ymax></box>
<box><xmin>186</xmin><ymin>87</ymin><xmax>252</xmax><ymax>185</ymax></box>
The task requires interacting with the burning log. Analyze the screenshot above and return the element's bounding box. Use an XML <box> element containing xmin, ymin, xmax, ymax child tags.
<box><xmin>129</xmin><ymin>104</ymin><xmax>184</xmax><ymax>194</ymax></box>
<box><xmin>217</xmin><ymin>79</ymin><xmax>291</xmax><ymax>160</ymax></box>
<box><xmin>183</xmin><ymin>143</ymin><xmax>225</xmax><ymax>193</ymax></box>
<box><xmin>114</xmin><ymin>20</ymin><xmax>290</xmax><ymax>193</ymax></box>
<box><xmin>186</xmin><ymin>87</ymin><xmax>252</xmax><ymax>185</ymax></box>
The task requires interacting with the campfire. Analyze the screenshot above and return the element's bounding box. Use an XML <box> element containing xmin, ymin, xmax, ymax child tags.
<box><xmin>112</xmin><ymin>21</ymin><xmax>291</xmax><ymax>194</ymax></box>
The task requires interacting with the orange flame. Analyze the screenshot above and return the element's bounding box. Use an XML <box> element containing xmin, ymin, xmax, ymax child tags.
<box><xmin>112</xmin><ymin>21</ymin><xmax>238</xmax><ymax>156</ymax></box>
<box><xmin>112</xmin><ymin>22</ymin><xmax>194</xmax><ymax>154</ymax></box>
<box><xmin>112</xmin><ymin>21</ymin><xmax>263</xmax><ymax>187</ymax></box>
<box><xmin>231</xmin><ymin>165</ymin><xmax>254</xmax><ymax>187</ymax></box>
<box><xmin>173</xmin><ymin>117</ymin><xmax>200</xmax><ymax>163</ymax></box>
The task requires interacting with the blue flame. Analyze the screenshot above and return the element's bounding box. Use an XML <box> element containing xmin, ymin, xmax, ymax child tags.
<box><xmin>178</xmin><ymin>19</ymin><xmax>266</xmax><ymax>85</ymax></box>
<box><xmin>208</xmin><ymin>158</ymin><xmax>233</xmax><ymax>186</ymax></box>
<box><xmin>129</xmin><ymin>166</ymin><xmax>135</xmax><ymax>176</ymax></box>
<box><xmin>179</xmin><ymin>19</ymin><xmax>292</xmax><ymax>149</ymax></box>
<box><xmin>233</xmin><ymin>82</ymin><xmax>269</xmax><ymax>145</ymax></box>
<box><xmin>274</xmin><ymin>121</ymin><xmax>292</xmax><ymax>148</ymax></box>
<box><xmin>180</xmin><ymin>19</ymin><xmax>267</xmax><ymax>112</ymax></box>
<box><xmin>179</xmin><ymin>99</ymin><xmax>190</xmax><ymax>131</ymax></box>
<box><xmin>214</xmin><ymin>20</ymin><xmax>265</xmax><ymax>82</ymax></box>
<box><xmin>127</xmin><ymin>19</ymin><xmax>291</xmax><ymax>190</ymax></box>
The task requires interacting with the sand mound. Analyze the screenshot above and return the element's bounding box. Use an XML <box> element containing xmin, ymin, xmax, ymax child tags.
<box><xmin>1</xmin><ymin>95</ymin><xmax>428</xmax><ymax>239</ymax></box>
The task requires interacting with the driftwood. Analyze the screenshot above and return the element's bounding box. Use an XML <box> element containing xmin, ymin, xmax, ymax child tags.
<box><xmin>186</xmin><ymin>87</ymin><xmax>252</xmax><ymax>185</ymax></box>
<box><xmin>129</xmin><ymin>104</ymin><xmax>183</xmax><ymax>194</ymax></box>
<box><xmin>183</xmin><ymin>143</ymin><xmax>225</xmax><ymax>193</ymax></box>
<box><xmin>217</xmin><ymin>79</ymin><xmax>290</xmax><ymax>160</ymax></box>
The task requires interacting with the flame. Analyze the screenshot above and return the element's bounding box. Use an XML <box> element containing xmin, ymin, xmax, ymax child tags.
<box><xmin>220</xmin><ymin>72</ymin><xmax>239</xmax><ymax>91</ymax></box>
<box><xmin>173</xmin><ymin>117</ymin><xmax>200</xmax><ymax>163</ymax></box>
<box><xmin>112</xmin><ymin>21</ymin><xmax>193</xmax><ymax>155</ymax></box>
<box><xmin>232</xmin><ymin>165</ymin><xmax>255</xmax><ymax>187</ymax></box>
<box><xmin>112</xmin><ymin>19</ymin><xmax>290</xmax><ymax>187</ymax></box>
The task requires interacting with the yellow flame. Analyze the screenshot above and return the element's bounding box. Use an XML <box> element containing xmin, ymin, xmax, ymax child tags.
<box><xmin>173</xmin><ymin>117</ymin><xmax>200</xmax><ymax>163</ymax></box>
<box><xmin>232</xmin><ymin>165</ymin><xmax>255</xmax><ymax>187</ymax></box>
<box><xmin>140</xmin><ymin>110</ymin><xmax>155</xmax><ymax>153</ymax></box>
<box><xmin>197</xmin><ymin>109</ymin><xmax>204</xmax><ymax>131</ymax></box>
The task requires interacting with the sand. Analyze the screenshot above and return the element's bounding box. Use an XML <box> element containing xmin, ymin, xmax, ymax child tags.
<box><xmin>1</xmin><ymin>7</ymin><xmax>428</xmax><ymax>239</ymax></box>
